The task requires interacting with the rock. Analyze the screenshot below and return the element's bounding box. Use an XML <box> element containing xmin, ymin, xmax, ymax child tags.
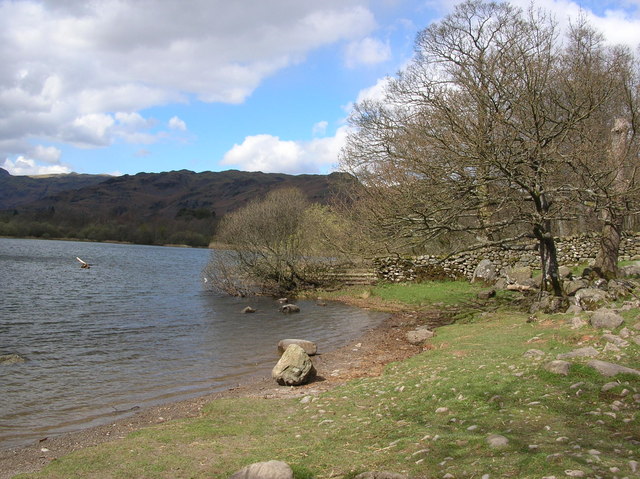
<box><xmin>0</xmin><ymin>353</ymin><xmax>25</xmax><ymax>365</ymax></box>
<box><xmin>229</xmin><ymin>460</ymin><xmax>294</xmax><ymax>479</ymax></box>
<box><xmin>473</xmin><ymin>259</ymin><xmax>497</xmax><ymax>283</ymax></box>
<box><xmin>570</xmin><ymin>317</ymin><xmax>587</xmax><ymax>329</ymax></box>
<box><xmin>564</xmin><ymin>470</ymin><xmax>585</xmax><ymax>477</ymax></box>
<box><xmin>619</xmin><ymin>265</ymin><xmax>640</xmax><ymax>278</ymax></box>
<box><xmin>354</xmin><ymin>472</ymin><xmax>409</xmax><ymax>479</ymax></box>
<box><xmin>477</xmin><ymin>288</ymin><xmax>496</xmax><ymax>300</ymax></box>
<box><xmin>277</xmin><ymin>298</ymin><xmax>288</xmax><ymax>304</ymax></box>
<box><xmin>544</xmin><ymin>360</ymin><xmax>571</xmax><ymax>375</ymax></box>
<box><xmin>280</xmin><ymin>304</ymin><xmax>300</xmax><ymax>314</ymax></box>
<box><xmin>523</xmin><ymin>349</ymin><xmax>546</xmax><ymax>360</ymax></box>
<box><xmin>557</xmin><ymin>346</ymin><xmax>599</xmax><ymax>360</ymax></box>
<box><xmin>272</xmin><ymin>344</ymin><xmax>316</xmax><ymax>386</ymax></box>
<box><xmin>602</xmin><ymin>334</ymin><xmax>629</xmax><ymax>348</ymax></box>
<box><xmin>530</xmin><ymin>294</ymin><xmax>568</xmax><ymax>314</ymax></box>
<box><xmin>575</xmin><ymin>288</ymin><xmax>609</xmax><ymax>311</ymax></box>
<box><xmin>277</xmin><ymin>339</ymin><xmax>317</xmax><ymax>356</ymax></box>
<box><xmin>241</xmin><ymin>306</ymin><xmax>256</xmax><ymax>314</ymax></box>
<box><xmin>601</xmin><ymin>382</ymin><xmax>620</xmax><ymax>392</ymax></box>
<box><xmin>405</xmin><ymin>326</ymin><xmax>435</xmax><ymax>345</ymax></box>
<box><xmin>558</xmin><ymin>266</ymin><xmax>572</xmax><ymax>279</ymax></box>
<box><xmin>608</xmin><ymin>280</ymin><xmax>632</xmax><ymax>298</ymax></box>
<box><xmin>566</xmin><ymin>304</ymin><xmax>583</xmax><ymax>315</ymax></box>
<box><xmin>486</xmin><ymin>434</ymin><xmax>509</xmax><ymax>448</ymax></box>
<box><xmin>590</xmin><ymin>309</ymin><xmax>624</xmax><ymax>329</ymax></box>
<box><xmin>505</xmin><ymin>266</ymin><xmax>532</xmax><ymax>284</ymax></box>
<box><xmin>586</xmin><ymin>360</ymin><xmax>640</xmax><ymax>377</ymax></box>
<box><xmin>564</xmin><ymin>279</ymin><xmax>589</xmax><ymax>296</ymax></box>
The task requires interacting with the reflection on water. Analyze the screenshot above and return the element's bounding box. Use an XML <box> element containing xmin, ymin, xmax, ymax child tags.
<box><xmin>0</xmin><ymin>238</ymin><xmax>386</xmax><ymax>449</ymax></box>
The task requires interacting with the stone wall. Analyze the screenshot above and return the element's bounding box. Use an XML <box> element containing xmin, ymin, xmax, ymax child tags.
<box><xmin>375</xmin><ymin>232</ymin><xmax>640</xmax><ymax>282</ymax></box>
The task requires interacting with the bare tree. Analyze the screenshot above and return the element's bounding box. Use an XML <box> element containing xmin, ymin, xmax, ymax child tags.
<box><xmin>341</xmin><ymin>0</ymin><xmax>637</xmax><ymax>294</ymax></box>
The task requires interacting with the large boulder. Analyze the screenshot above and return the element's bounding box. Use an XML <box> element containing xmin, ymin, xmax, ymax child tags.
<box><xmin>544</xmin><ymin>360</ymin><xmax>571</xmax><ymax>376</ymax></box>
<box><xmin>619</xmin><ymin>264</ymin><xmax>640</xmax><ymax>278</ymax></box>
<box><xmin>229</xmin><ymin>460</ymin><xmax>293</xmax><ymax>479</ymax></box>
<box><xmin>590</xmin><ymin>309</ymin><xmax>624</xmax><ymax>329</ymax></box>
<box><xmin>277</xmin><ymin>339</ymin><xmax>317</xmax><ymax>356</ymax></box>
<box><xmin>564</xmin><ymin>279</ymin><xmax>589</xmax><ymax>296</ymax></box>
<box><xmin>405</xmin><ymin>326</ymin><xmax>435</xmax><ymax>345</ymax></box>
<box><xmin>574</xmin><ymin>288</ymin><xmax>609</xmax><ymax>311</ymax></box>
<box><xmin>472</xmin><ymin>259</ymin><xmax>497</xmax><ymax>283</ymax></box>
<box><xmin>586</xmin><ymin>360</ymin><xmax>640</xmax><ymax>377</ymax></box>
<box><xmin>505</xmin><ymin>266</ymin><xmax>532</xmax><ymax>284</ymax></box>
<box><xmin>272</xmin><ymin>344</ymin><xmax>316</xmax><ymax>386</ymax></box>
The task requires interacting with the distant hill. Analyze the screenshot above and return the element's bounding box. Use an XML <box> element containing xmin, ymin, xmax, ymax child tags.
<box><xmin>0</xmin><ymin>169</ymin><xmax>352</xmax><ymax>247</ymax></box>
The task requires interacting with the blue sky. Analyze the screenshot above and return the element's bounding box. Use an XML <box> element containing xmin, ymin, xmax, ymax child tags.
<box><xmin>1</xmin><ymin>0</ymin><xmax>639</xmax><ymax>177</ymax></box>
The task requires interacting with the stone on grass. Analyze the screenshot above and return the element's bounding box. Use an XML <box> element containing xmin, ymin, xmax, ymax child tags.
<box><xmin>523</xmin><ymin>349</ymin><xmax>546</xmax><ymax>360</ymax></box>
<box><xmin>277</xmin><ymin>339</ymin><xmax>317</xmax><ymax>356</ymax></box>
<box><xmin>586</xmin><ymin>360</ymin><xmax>640</xmax><ymax>377</ymax></box>
<box><xmin>557</xmin><ymin>346</ymin><xmax>599</xmax><ymax>360</ymax></box>
<box><xmin>602</xmin><ymin>334</ymin><xmax>629</xmax><ymax>348</ymax></box>
<box><xmin>486</xmin><ymin>434</ymin><xmax>509</xmax><ymax>448</ymax></box>
<box><xmin>280</xmin><ymin>304</ymin><xmax>300</xmax><ymax>314</ymax></box>
<box><xmin>477</xmin><ymin>288</ymin><xmax>496</xmax><ymax>300</ymax></box>
<box><xmin>619</xmin><ymin>264</ymin><xmax>640</xmax><ymax>278</ymax></box>
<box><xmin>590</xmin><ymin>309</ymin><xmax>624</xmax><ymax>329</ymax></box>
<box><xmin>406</xmin><ymin>327</ymin><xmax>435</xmax><ymax>345</ymax></box>
<box><xmin>272</xmin><ymin>344</ymin><xmax>316</xmax><ymax>386</ymax></box>
<box><xmin>564</xmin><ymin>279</ymin><xmax>588</xmax><ymax>296</ymax></box>
<box><xmin>544</xmin><ymin>360</ymin><xmax>571</xmax><ymax>376</ymax></box>
<box><xmin>473</xmin><ymin>259</ymin><xmax>497</xmax><ymax>283</ymax></box>
<box><xmin>229</xmin><ymin>460</ymin><xmax>293</xmax><ymax>479</ymax></box>
<box><xmin>354</xmin><ymin>472</ymin><xmax>409</xmax><ymax>479</ymax></box>
<box><xmin>570</xmin><ymin>317</ymin><xmax>587</xmax><ymax>329</ymax></box>
<box><xmin>575</xmin><ymin>288</ymin><xmax>609</xmax><ymax>311</ymax></box>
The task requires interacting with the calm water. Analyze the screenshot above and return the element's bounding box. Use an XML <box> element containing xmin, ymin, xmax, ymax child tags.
<box><xmin>0</xmin><ymin>238</ymin><xmax>385</xmax><ymax>449</ymax></box>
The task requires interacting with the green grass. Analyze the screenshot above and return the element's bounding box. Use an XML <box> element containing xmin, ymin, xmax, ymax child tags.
<box><xmin>371</xmin><ymin>280</ymin><xmax>486</xmax><ymax>306</ymax></box>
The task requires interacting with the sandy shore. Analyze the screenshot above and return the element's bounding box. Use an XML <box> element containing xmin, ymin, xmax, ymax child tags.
<box><xmin>0</xmin><ymin>309</ymin><xmax>445</xmax><ymax>479</ymax></box>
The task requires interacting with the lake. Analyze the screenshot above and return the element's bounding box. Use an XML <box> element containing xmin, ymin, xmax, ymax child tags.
<box><xmin>0</xmin><ymin>238</ymin><xmax>385</xmax><ymax>449</ymax></box>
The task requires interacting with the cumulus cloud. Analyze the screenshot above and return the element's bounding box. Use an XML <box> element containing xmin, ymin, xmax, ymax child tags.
<box><xmin>1</xmin><ymin>156</ymin><xmax>71</xmax><ymax>176</ymax></box>
<box><xmin>168</xmin><ymin>116</ymin><xmax>187</xmax><ymax>131</ymax></box>
<box><xmin>312</xmin><ymin>120</ymin><xmax>329</xmax><ymax>136</ymax></box>
<box><xmin>0</xmin><ymin>0</ymin><xmax>377</xmax><ymax>171</ymax></box>
<box><xmin>221</xmin><ymin>127</ymin><xmax>349</xmax><ymax>174</ymax></box>
<box><xmin>345</xmin><ymin>37</ymin><xmax>392</xmax><ymax>68</ymax></box>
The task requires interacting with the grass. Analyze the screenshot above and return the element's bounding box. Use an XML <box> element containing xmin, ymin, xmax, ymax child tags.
<box><xmin>16</xmin><ymin>282</ymin><xmax>640</xmax><ymax>479</ymax></box>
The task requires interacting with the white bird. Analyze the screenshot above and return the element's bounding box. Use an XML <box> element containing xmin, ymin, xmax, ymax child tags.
<box><xmin>76</xmin><ymin>257</ymin><xmax>91</xmax><ymax>269</ymax></box>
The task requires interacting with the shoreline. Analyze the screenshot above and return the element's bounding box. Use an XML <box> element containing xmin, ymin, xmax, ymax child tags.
<box><xmin>0</xmin><ymin>309</ymin><xmax>433</xmax><ymax>479</ymax></box>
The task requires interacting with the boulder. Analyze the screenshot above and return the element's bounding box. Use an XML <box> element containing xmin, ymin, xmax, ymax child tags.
<box><xmin>241</xmin><ymin>306</ymin><xmax>256</xmax><ymax>314</ymax></box>
<box><xmin>586</xmin><ymin>360</ymin><xmax>640</xmax><ymax>377</ymax></box>
<box><xmin>564</xmin><ymin>279</ymin><xmax>589</xmax><ymax>296</ymax></box>
<box><xmin>574</xmin><ymin>288</ymin><xmax>609</xmax><ymax>311</ymax></box>
<box><xmin>523</xmin><ymin>349</ymin><xmax>545</xmax><ymax>360</ymax></box>
<box><xmin>472</xmin><ymin>259</ymin><xmax>497</xmax><ymax>283</ymax></box>
<box><xmin>277</xmin><ymin>339</ymin><xmax>317</xmax><ymax>356</ymax></box>
<box><xmin>619</xmin><ymin>264</ymin><xmax>640</xmax><ymax>278</ymax></box>
<box><xmin>558</xmin><ymin>265</ymin><xmax>572</xmax><ymax>279</ymax></box>
<box><xmin>505</xmin><ymin>266</ymin><xmax>532</xmax><ymax>284</ymax></box>
<box><xmin>229</xmin><ymin>460</ymin><xmax>293</xmax><ymax>479</ymax></box>
<box><xmin>529</xmin><ymin>294</ymin><xmax>568</xmax><ymax>314</ymax></box>
<box><xmin>557</xmin><ymin>346</ymin><xmax>599</xmax><ymax>360</ymax></box>
<box><xmin>544</xmin><ymin>360</ymin><xmax>571</xmax><ymax>376</ymax></box>
<box><xmin>477</xmin><ymin>288</ymin><xmax>496</xmax><ymax>300</ymax></box>
<box><xmin>590</xmin><ymin>309</ymin><xmax>624</xmax><ymax>329</ymax></box>
<box><xmin>405</xmin><ymin>326</ymin><xmax>435</xmax><ymax>345</ymax></box>
<box><xmin>272</xmin><ymin>344</ymin><xmax>316</xmax><ymax>386</ymax></box>
<box><xmin>0</xmin><ymin>353</ymin><xmax>25</xmax><ymax>365</ymax></box>
<box><xmin>280</xmin><ymin>304</ymin><xmax>300</xmax><ymax>314</ymax></box>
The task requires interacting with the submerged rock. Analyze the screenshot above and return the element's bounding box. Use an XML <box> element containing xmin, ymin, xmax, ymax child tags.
<box><xmin>0</xmin><ymin>353</ymin><xmax>25</xmax><ymax>365</ymax></box>
<box><xmin>280</xmin><ymin>304</ymin><xmax>300</xmax><ymax>314</ymax></box>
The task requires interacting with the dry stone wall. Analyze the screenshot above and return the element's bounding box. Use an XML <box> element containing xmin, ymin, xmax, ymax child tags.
<box><xmin>376</xmin><ymin>232</ymin><xmax>640</xmax><ymax>282</ymax></box>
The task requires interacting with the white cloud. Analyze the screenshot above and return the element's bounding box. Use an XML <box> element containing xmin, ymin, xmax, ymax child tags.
<box><xmin>221</xmin><ymin>127</ymin><xmax>349</xmax><ymax>174</ymax></box>
<box><xmin>31</xmin><ymin>145</ymin><xmax>61</xmax><ymax>164</ymax></box>
<box><xmin>312</xmin><ymin>120</ymin><xmax>329</xmax><ymax>136</ymax></box>
<box><xmin>1</xmin><ymin>156</ymin><xmax>71</xmax><ymax>176</ymax></box>
<box><xmin>0</xmin><ymin>0</ymin><xmax>377</xmax><ymax>171</ymax></box>
<box><xmin>168</xmin><ymin>116</ymin><xmax>187</xmax><ymax>131</ymax></box>
<box><xmin>345</xmin><ymin>37</ymin><xmax>392</xmax><ymax>68</ymax></box>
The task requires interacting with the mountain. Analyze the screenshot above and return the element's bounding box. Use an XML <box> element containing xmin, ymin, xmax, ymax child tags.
<box><xmin>0</xmin><ymin>169</ymin><xmax>352</xmax><ymax>247</ymax></box>
<box><xmin>0</xmin><ymin>168</ymin><xmax>110</xmax><ymax>210</ymax></box>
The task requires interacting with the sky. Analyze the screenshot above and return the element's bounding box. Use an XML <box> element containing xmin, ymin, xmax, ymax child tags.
<box><xmin>1</xmin><ymin>0</ymin><xmax>640</xmax><ymax>177</ymax></box>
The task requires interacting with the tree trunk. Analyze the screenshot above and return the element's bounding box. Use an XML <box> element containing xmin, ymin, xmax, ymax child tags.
<box><xmin>594</xmin><ymin>118</ymin><xmax>631</xmax><ymax>279</ymax></box>
<box><xmin>534</xmin><ymin>224</ymin><xmax>563</xmax><ymax>297</ymax></box>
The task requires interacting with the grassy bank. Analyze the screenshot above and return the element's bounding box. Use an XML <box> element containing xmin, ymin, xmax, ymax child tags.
<box><xmin>16</xmin><ymin>282</ymin><xmax>640</xmax><ymax>478</ymax></box>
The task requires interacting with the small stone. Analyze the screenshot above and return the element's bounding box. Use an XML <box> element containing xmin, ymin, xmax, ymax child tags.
<box><xmin>523</xmin><ymin>349</ymin><xmax>545</xmax><ymax>360</ymax></box>
<box><xmin>435</xmin><ymin>407</ymin><xmax>449</xmax><ymax>414</ymax></box>
<box><xmin>486</xmin><ymin>434</ymin><xmax>509</xmax><ymax>448</ymax></box>
<box><xmin>467</xmin><ymin>425</ymin><xmax>478</xmax><ymax>431</ymax></box>
<box><xmin>601</xmin><ymin>382</ymin><xmax>619</xmax><ymax>392</ymax></box>
<box><xmin>590</xmin><ymin>309</ymin><xmax>624</xmax><ymax>329</ymax></box>
<box><xmin>280</xmin><ymin>304</ymin><xmax>300</xmax><ymax>313</ymax></box>
<box><xmin>229</xmin><ymin>460</ymin><xmax>293</xmax><ymax>479</ymax></box>
<box><xmin>630</xmin><ymin>460</ymin><xmax>639</xmax><ymax>473</ymax></box>
<box><xmin>544</xmin><ymin>360</ymin><xmax>571</xmax><ymax>376</ymax></box>
<box><xmin>354</xmin><ymin>472</ymin><xmax>409</xmax><ymax>479</ymax></box>
<box><xmin>570</xmin><ymin>317</ymin><xmax>587</xmax><ymax>329</ymax></box>
<box><xmin>405</xmin><ymin>327</ymin><xmax>435</xmax><ymax>345</ymax></box>
<box><xmin>564</xmin><ymin>470</ymin><xmax>585</xmax><ymax>477</ymax></box>
<box><xmin>557</xmin><ymin>346</ymin><xmax>599</xmax><ymax>360</ymax></box>
<box><xmin>241</xmin><ymin>306</ymin><xmax>256</xmax><ymax>313</ymax></box>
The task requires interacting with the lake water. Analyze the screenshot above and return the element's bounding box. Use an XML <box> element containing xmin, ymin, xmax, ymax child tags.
<box><xmin>0</xmin><ymin>238</ymin><xmax>386</xmax><ymax>449</ymax></box>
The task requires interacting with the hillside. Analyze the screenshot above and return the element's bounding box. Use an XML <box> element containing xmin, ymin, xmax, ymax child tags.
<box><xmin>0</xmin><ymin>169</ymin><xmax>352</xmax><ymax>246</ymax></box>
